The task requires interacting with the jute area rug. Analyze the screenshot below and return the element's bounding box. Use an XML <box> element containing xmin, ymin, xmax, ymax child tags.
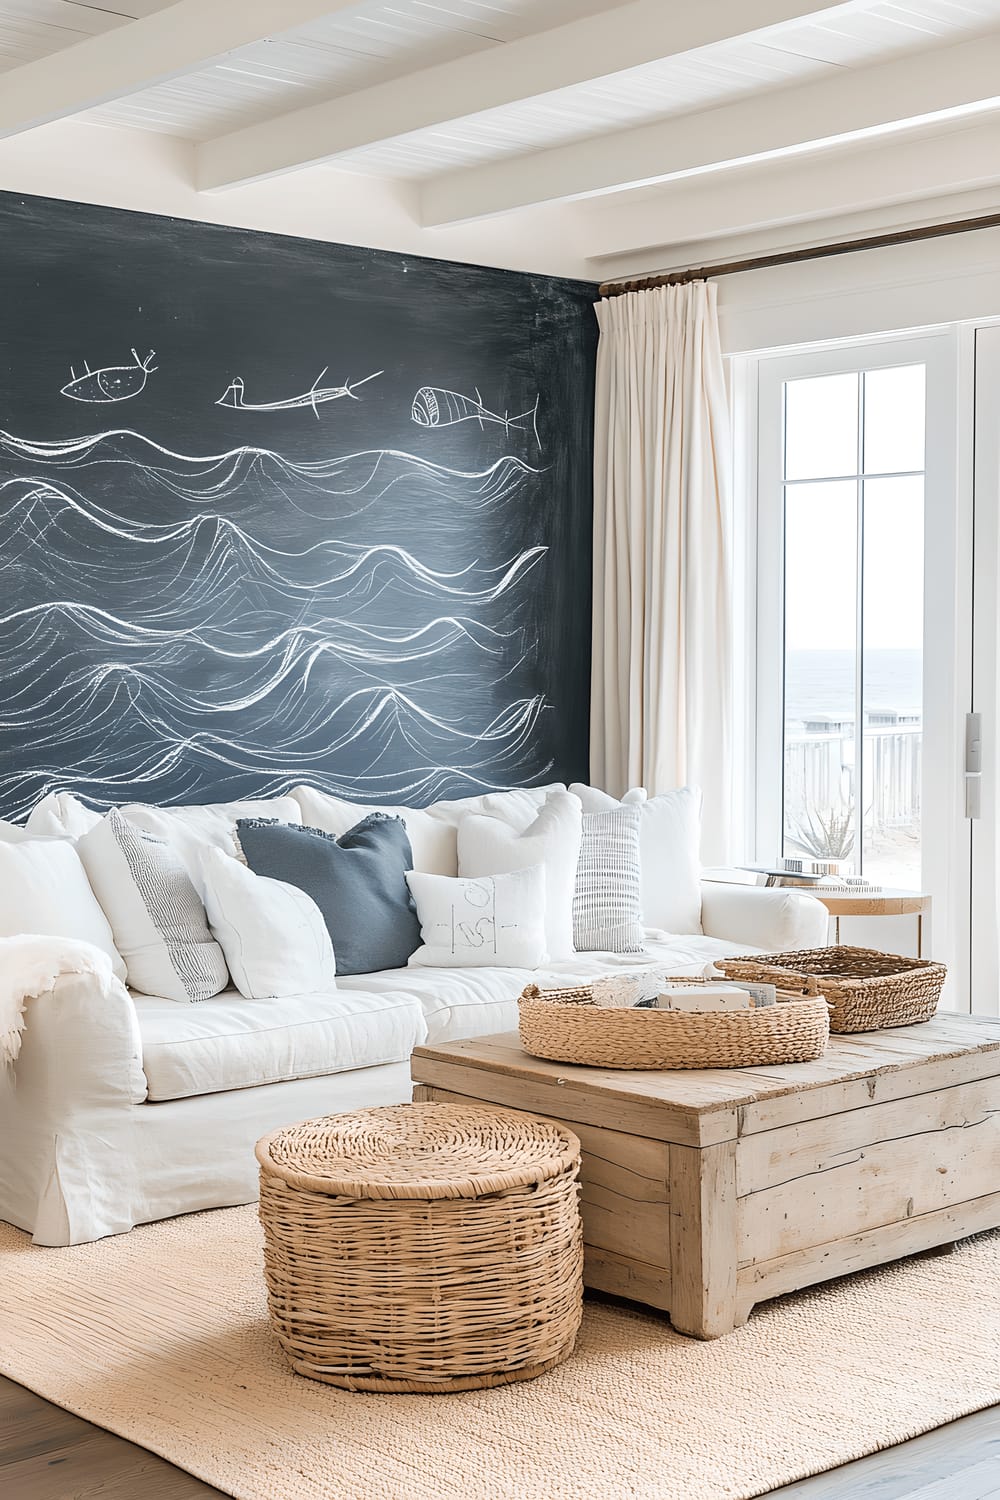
<box><xmin>1</xmin><ymin>1208</ymin><xmax>998</xmax><ymax>1500</ymax></box>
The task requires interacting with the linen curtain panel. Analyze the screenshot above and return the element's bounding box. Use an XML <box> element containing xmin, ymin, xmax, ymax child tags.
<box><xmin>591</xmin><ymin>281</ymin><xmax>732</xmax><ymax>862</ymax></box>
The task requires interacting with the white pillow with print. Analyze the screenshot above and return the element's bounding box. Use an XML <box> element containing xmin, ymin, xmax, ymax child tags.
<box><xmin>457</xmin><ymin>790</ymin><xmax>582</xmax><ymax>960</ymax></box>
<box><xmin>196</xmin><ymin>846</ymin><xmax>336</xmax><ymax>1000</ymax></box>
<box><xmin>407</xmin><ymin>867</ymin><xmax>548</xmax><ymax>969</ymax></box>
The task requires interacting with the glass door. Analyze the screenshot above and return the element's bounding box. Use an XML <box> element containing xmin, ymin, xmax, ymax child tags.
<box><xmin>754</xmin><ymin>332</ymin><xmax>970</xmax><ymax>1003</ymax></box>
<box><xmin>971</xmin><ymin>324</ymin><xmax>1000</xmax><ymax>1017</ymax></box>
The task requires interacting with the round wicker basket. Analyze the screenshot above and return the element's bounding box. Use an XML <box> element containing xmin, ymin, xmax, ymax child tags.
<box><xmin>256</xmin><ymin>1103</ymin><xmax>583</xmax><ymax>1393</ymax></box>
<box><xmin>518</xmin><ymin>983</ymin><xmax>830</xmax><ymax>1069</ymax></box>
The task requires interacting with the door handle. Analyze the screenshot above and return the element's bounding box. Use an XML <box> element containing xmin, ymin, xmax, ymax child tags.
<box><xmin>966</xmin><ymin>712</ymin><xmax>982</xmax><ymax>819</ymax></box>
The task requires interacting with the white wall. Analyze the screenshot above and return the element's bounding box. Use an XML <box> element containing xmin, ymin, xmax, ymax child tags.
<box><xmin>717</xmin><ymin>223</ymin><xmax>1000</xmax><ymax>354</ymax></box>
<box><xmin>0</xmin><ymin>119</ymin><xmax>595</xmax><ymax>282</ymax></box>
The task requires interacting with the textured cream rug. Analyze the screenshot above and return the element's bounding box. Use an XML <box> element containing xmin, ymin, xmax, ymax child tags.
<box><xmin>1</xmin><ymin>1208</ymin><xmax>999</xmax><ymax>1500</ymax></box>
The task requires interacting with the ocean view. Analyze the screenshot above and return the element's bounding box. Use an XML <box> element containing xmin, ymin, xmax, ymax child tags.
<box><xmin>785</xmin><ymin>649</ymin><xmax>922</xmax><ymax>725</ymax></box>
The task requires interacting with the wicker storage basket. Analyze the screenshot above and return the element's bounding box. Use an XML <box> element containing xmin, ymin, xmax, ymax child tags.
<box><xmin>518</xmin><ymin>981</ymin><xmax>830</xmax><ymax>1069</ymax></box>
<box><xmin>256</xmin><ymin>1103</ymin><xmax>583</xmax><ymax>1393</ymax></box>
<box><xmin>717</xmin><ymin>946</ymin><xmax>946</xmax><ymax>1034</ymax></box>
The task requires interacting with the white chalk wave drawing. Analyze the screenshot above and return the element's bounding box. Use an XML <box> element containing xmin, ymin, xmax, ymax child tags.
<box><xmin>412</xmin><ymin>386</ymin><xmax>541</xmax><ymax>449</ymax></box>
<box><xmin>217</xmin><ymin>368</ymin><xmax>383</xmax><ymax>418</ymax></box>
<box><xmin>61</xmin><ymin>349</ymin><xmax>157</xmax><ymax>404</ymax></box>
<box><xmin>0</xmin><ymin>428</ymin><xmax>539</xmax><ymax>518</ymax></box>
<box><xmin>0</xmin><ymin>425</ymin><xmax>554</xmax><ymax>817</ymax></box>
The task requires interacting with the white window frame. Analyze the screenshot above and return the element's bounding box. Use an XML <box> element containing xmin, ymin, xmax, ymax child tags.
<box><xmin>742</xmin><ymin>329</ymin><xmax>969</xmax><ymax>997</ymax></box>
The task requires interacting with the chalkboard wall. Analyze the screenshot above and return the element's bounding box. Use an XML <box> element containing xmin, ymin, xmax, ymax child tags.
<box><xmin>0</xmin><ymin>192</ymin><xmax>596</xmax><ymax>820</ymax></box>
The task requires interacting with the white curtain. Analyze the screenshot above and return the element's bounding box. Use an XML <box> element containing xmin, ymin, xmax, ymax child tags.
<box><xmin>590</xmin><ymin>280</ymin><xmax>732</xmax><ymax>862</ymax></box>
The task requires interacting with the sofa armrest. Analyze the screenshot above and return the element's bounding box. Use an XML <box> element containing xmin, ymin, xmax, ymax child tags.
<box><xmin>0</xmin><ymin>971</ymin><xmax>147</xmax><ymax>1244</ymax></box>
<box><xmin>6</xmin><ymin>970</ymin><xmax>146</xmax><ymax>1112</ymax></box>
<box><xmin>699</xmin><ymin>881</ymin><xmax>829</xmax><ymax>953</ymax></box>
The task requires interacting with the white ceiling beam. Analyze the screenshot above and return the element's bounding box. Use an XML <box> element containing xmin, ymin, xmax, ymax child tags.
<box><xmin>0</xmin><ymin>0</ymin><xmax>363</xmax><ymax>140</ymax></box>
<box><xmin>583</xmin><ymin>121</ymin><xmax>1000</xmax><ymax>265</ymax></box>
<box><xmin>196</xmin><ymin>0</ymin><xmax>868</xmax><ymax>190</ymax></box>
<box><xmin>419</xmin><ymin>31</ymin><xmax>1000</xmax><ymax>227</ymax></box>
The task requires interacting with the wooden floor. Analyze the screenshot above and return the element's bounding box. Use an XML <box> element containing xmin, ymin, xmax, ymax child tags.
<box><xmin>2</xmin><ymin>1373</ymin><xmax>998</xmax><ymax>1499</ymax></box>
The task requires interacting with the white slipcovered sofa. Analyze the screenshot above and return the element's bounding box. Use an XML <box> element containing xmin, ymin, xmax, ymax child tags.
<box><xmin>0</xmin><ymin>783</ymin><xmax>827</xmax><ymax>1246</ymax></box>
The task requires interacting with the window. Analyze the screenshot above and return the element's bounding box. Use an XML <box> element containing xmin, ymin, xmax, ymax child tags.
<box><xmin>755</xmin><ymin>348</ymin><xmax>932</xmax><ymax>888</ymax></box>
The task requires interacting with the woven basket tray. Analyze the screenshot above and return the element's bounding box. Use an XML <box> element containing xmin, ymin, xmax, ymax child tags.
<box><xmin>717</xmin><ymin>946</ymin><xmax>946</xmax><ymax>1034</ymax></box>
<box><xmin>518</xmin><ymin>982</ymin><xmax>830</xmax><ymax>1070</ymax></box>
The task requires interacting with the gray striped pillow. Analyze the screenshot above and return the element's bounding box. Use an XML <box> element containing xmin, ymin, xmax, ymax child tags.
<box><xmin>573</xmin><ymin>805</ymin><xmax>646</xmax><ymax>954</ymax></box>
<box><xmin>77</xmin><ymin>809</ymin><xmax>229</xmax><ymax>1002</ymax></box>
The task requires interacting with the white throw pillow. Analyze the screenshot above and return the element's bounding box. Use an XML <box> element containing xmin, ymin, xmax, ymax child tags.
<box><xmin>289</xmin><ymin>785</ymin><xmax>565</xmax><ymax>877</ymax></box>
<box><xmin>0</xmin><ymin>819</ymin><xmax>39</xmax><ymax>843</ymax></box>
<box><xmin>569</xmin><ymin>784</ymin><xmax>703</xmax><ymax>934</ymax></box>
<box><xmin>291</xmin><ymin>787</ymin><xmax>457</xmax><ymax>876</ymax></box>
<box><xmin>121</xmin><ymin>797</ymin><xmax>302</xmax><ymax>875</ymax></box>
<box><xmin>407</xmin><ymin>867</ymin><xmax>548</xmax><ymax>968</ymax></box>
<box><xmin>457</xmin><ymin>790</ymin><xmax>582</xmax><ymax>960</ymax></box>
<box><xmin>196</xmin><ymin>846</ymin><xmax>336</xmax><ymax>1000</ymax></box>
<box><xmin>25</xmin><ymin>791</ymin><xmax>103</xmax><ymax>839</ymax></box>
<box><xmin>0</xmin><ymin>839</ymin><xmax>126</xmax><ymax>980</ymax></box>
<box><xmin>77</xmin><ymin>810</ymin><xmax>229</xmax><ymax>1002</ymax></box>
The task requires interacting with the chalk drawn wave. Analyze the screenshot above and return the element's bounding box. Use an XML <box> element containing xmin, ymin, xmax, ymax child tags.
<box><xmin>0</xmin><ymin>428</ymin><xmax>553</xmax><ymax>816</ymax></box>
<box><xmin>0</xmin><ymin>429</ymin><xmax>541</xmax><ymax>518</ymax></box>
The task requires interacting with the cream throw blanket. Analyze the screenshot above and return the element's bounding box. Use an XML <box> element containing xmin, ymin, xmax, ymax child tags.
<box><xmin>0</xmin><ymin>935</ymin><xmax>114</xmax><ymax>1065</ymax></box>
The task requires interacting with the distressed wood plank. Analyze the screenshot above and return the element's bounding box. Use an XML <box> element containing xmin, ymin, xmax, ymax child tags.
<box><xmin>739</xmin><ymin>1188</ymin><xmax>1000</xmax><ymax>1304</ymax></box>
<box><xmin>738</xmin><ymin>1074</ymin><xmax>1000</xmax><ymax>1196</ymax></box>
<box><xmin>412</xmin><ymin>1054</ymin><xmax>733</xmax><ymax>1146</ymax></box>
<box><xmin>740</xmin><ymin>1043</ymin><xmax>1000</xmax><ymax>1135</ymax></box>
<box><xmin>669</xmin><ymin>1139</ymin><xmax>741</xmax><ymax>1338</ymax></box>
<box><xmin>414</xmin><ymin>1018</ymin><xmax>1000</xmax><ymax>1140</ymax></box>
<box><xmin>584</xmin><ymin>1247</ymin><xmax>671</xmax><ymax>1311</ymax></box>
<box><xmin>740</xmin><ymin>1107</ymin><xmax>1000</xmax><ymax>1263</ymax></box>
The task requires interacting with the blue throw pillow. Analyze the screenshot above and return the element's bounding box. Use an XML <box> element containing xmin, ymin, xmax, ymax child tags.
<box><xmin>235</xmin><ymin>813</ymin><xmax>421</xmax><ymax>977</ymax></box>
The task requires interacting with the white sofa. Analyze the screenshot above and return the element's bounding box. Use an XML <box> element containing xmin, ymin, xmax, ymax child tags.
<box><xmin>0</xmin><ymin>787</ymin><xmax>828</xmax><ymax>1246</ymax></box>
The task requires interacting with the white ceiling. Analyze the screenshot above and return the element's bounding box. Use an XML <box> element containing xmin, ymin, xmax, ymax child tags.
<box><xmin>2</xmin><ymin>0</ymin><xmax>1000</xmax><ymax>275</ymax></box>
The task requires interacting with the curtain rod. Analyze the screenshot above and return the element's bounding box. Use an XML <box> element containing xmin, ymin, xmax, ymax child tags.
<box><xmin>597</xmin><ymin>209</ymin><xmax>1000</xmax><ymax>297</ymax></box>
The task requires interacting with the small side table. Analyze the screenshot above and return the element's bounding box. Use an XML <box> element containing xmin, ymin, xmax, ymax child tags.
<box><xmin>810</xmin><ymin>888</ymin><xmax>931</xmax><ymax>957</ymax></box>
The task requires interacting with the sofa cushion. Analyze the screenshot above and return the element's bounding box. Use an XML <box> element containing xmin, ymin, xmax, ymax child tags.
<box><xmin>0</xmin><ymin>838</ymin><xmax>126</xmax><ymax>981</ymax></box>
<box><xmin>339</xmin><ymin>965</ymin><xmax>533</xmax><ymax>1046</ymax></box>
<box><xmin>289</xmin><ymin>784</ymin><xmax>564</xmax><ymax>877</ymax></box>
<box><xmin>337</xmin><ymin>930</ymin><xmax>765</xmax><ymax>1046</ymax></box>
<box><xmin>135</xmin><ymin>986</ymin><xmax>427</xmax><ymax>1101</ymax></box>
<box><xmin>25</xmin><ymin>791</ymin><xmax>103</xmax><ymax>839</ymax></box>
<box><xmin>0</xmin><ymin>819</ymin><xmax>45</xmax><ymax>843</ymax></box>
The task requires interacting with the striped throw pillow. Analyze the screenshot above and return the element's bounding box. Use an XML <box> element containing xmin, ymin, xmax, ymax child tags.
<box><xmin>573</xmin><ymin>805</ymin><xmax>646</xmax><ymax>954</ymax></box>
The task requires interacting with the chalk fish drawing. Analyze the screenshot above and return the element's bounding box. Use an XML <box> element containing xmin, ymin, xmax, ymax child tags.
<box><xmin>217</xmin><ymin>367</ymin><xmax>383</xmax><ymax>418</ymax></box>
<box><xmin>412</xmin><ymin>386</ymin><xmax>541</xmax><ymax>448</ymax></box>
<box><xmin>61</xmin><ymin>349</ymin><xmax>157</xmax><ymax>404</ymax></box>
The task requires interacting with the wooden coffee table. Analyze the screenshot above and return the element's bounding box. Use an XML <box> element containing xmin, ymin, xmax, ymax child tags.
<box><xmin>411</xmin><ymin>1014</ymin><xmax>1000</xmax><ymax>1338</ymax></box>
